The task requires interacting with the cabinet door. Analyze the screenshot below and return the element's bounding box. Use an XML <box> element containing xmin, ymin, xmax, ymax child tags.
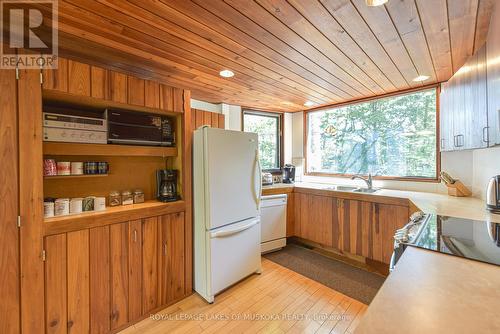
<box><xmin>89</xmin><ymin>226</ymin><xmax>111</xmax><ymax>333</ymax></box>
<box><xmin>43</xmin><ymin>57</ymin><xmax>68</xmax><ymax>92</ymax></box>
<box><xmin>343</xmin><ymin>200</ymin><xmax>373</xmax><ymax>257</ymax></box>
<box><xmin>372</xmin><ymin>204</ymin><xmax>409</xmax><ymax>264</ymax></box>
<box><xmin>128</xmin><ymin>220</ymin><xmax>143</xmax><ymax>321</ymax></box>
<box><xmin>286</xmin><ymin>193</ymin><xmax>295</xmax><ymax>237</ymax></box>
<box><xmin>45</xmin><ymin>234</ymin><xmax>67</xmax><ymax>334</ymax></box>
<box><xmin>462</xmin><ymin>45</ymin><xmax>488</xmax><ymax>149</ymax></box>
<box><xmin>0</xmin><ymin>69</ymin><xmax>20</xmax><ymax>334</ymax></box>
<box><xmin>142</xmin><ymin>217</ymin><xmax>159</xmax><ymax>314</ymax></box>
<box><xmin>439</xmin><ymin>83</ymin><xmax>454</xmax><ymax>152</ymax></box>
<box><xmin>110</xmin><ymin>223</ymin><xmax>129</xmax><ymax>330</ymax></box>
<box><xmin>68</xmin><ymin>60</ymin><xmax>91</xmax><ymax>96</ymax></box>
<box><xmin>487</xmin><ymin>7</ymin><xmax>500</xmax><ymax>145</ymax></box>
<box><xmin>159</xmin><ymin>212</ymin><xmax>186</xmax><ymax>305</ymax></box>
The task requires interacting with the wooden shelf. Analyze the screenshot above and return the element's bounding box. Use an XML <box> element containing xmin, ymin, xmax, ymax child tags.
<box><xmin>43</xmin><ymin>142</ymin><xmax>177</xmax><ymax>157</ymax></box>
<box><xmin>44</xmin><ymin>174</ymin><xmax>108</xmax><ymax>180</ymax></box>
<box><xmin>43</xmin><ymin>200</ymin><xmax>185</xmax><ymax>236</ymax></box>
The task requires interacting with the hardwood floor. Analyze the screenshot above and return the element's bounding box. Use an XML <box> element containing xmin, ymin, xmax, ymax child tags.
<box><xmin>120</xmin><ymin>258</ymin><xmax>367</xmax><ymax>334</ymax></box>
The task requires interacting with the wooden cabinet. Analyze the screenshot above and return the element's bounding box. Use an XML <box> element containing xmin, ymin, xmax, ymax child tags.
<box><xmin>0</xmin><ymin>69</ymin><xmax>20</xmax><ymax>334</ymax></box>
<box><xmin>159</xmin><ymin>212</ymin><xmax>186</xmax><ymax>305</ymax></box>
<box><xmin>294</xmin><ymin>192</ymin><xmax>409</xmax><ymax>265</ymax></box>
<box><xmin>371</xmin><ymin>203</ymin><xmax>408</xmax><ymax>263</ymax></box>
<box><xmin>440</xmin><ymin>44</ymin><xmax>488</xmax><ymax>151</ymax></box>
<box><xmin>192</xmin><ymin>108</ymin><xmax>226</xmax><ymax>130</ymax></box>
<box><xmin>487</xmin><ymin>5</ymin><xmax>500</xmax><ymax>145</ymax></box>
<box><xmin>43</xmin><ymin>212</ymin><xmax>187</xmax><ymax>334</ymax></box>
<box><xmin>43</xmin><ymin>56</ymin><xmax>187</xmax><ymax>114</ymax></box>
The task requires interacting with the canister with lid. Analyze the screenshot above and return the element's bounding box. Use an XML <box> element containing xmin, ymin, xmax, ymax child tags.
<box><xmin>54</xmin><ymin>198</ymin><xmax>70</xmax><ymax>216</ymax></box>
<box><xmin>133</xmin><ymin>189</ymin><xmax>145</xmax><ymax>204</ymax></box>
<box><xmin>121</xmin><ymin>190</ymin><xmax>133</xmax><ymax>205</ymax></box>
<box><xmin>70</xmin><ymin>198</ymin><xmax>83</xmax><ymax>214</ymax></box>
<box><xmin>109</xmin><ymin>191</ymin><xmax>121</xmax><ymax>206</ymax></box>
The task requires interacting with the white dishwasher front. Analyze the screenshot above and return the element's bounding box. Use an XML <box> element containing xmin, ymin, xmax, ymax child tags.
<box><xmin>260</xmin><ymin>194</ymin><xmax>287</xmax><ymax>253</ymax></box>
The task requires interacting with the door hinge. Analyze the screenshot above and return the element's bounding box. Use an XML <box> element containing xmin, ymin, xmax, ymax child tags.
<box><xmin>17</xmin><ymin>216</ymin><xmax>21</xmax><ymax>228</ymax></box>
<box><xmin>41</xmin><ymin>250</ymin><xmax>46</xmax><ymax>262</ymax></box>
<box><xmin>15</xmin><ymin>67</ymin><xmax>19</xmax><ymax>80</ymax></box>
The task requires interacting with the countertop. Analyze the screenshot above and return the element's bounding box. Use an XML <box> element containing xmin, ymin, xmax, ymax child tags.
<box><xmin>354</xmin><ymin>247</ymin><xmax>500</xmax><ymax>334</ymax></box>
<box><xmin>263</xmin><ymin>182</ymin><xmax>500</xmax><ymax>223</ymax></box>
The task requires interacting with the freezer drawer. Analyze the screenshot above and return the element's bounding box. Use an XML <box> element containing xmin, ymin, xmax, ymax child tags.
<box><xmin>260</xmin><ymin>194</ymin><xmax>287</xmax><ymax>253</ymax></box>
<box><xmin>209</xmin><ymin>218</ymin><xmax>261</xmax><ymax>296</ymax></box>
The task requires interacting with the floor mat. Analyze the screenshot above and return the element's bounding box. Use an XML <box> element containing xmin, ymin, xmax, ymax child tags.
<box><xmin>263</xmin><ymin>243</ymin><xmax>385</xmax><ymax>304</ymax></box>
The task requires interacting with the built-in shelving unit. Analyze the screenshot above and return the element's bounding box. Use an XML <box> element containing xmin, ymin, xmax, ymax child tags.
<box><xmin>43</xmin><ymin>142</ymin><xmax>177</xmax><ymax>157</ymax></box>
<box><xmin>43</xmin><ymin>200</ymin><xmax>185</xmax><ymax>236</ymax></box>
<box><xmin>44</xmin><ymin>174</ymin><xmax>108</xmax><ymax>180</ymax></box>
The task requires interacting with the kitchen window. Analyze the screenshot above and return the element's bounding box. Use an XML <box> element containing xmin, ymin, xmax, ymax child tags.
<box><xmin>306</xmin><ymin>88</ymin><xmax>439</xmax><ymax>180</ymax></box>
<box><xmin>243</xmin><ymin>110</ymin><xmax>282</xmax><ymax>172</ymax></box>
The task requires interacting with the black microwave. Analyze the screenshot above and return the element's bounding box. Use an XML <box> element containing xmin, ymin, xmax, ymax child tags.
<box><xmin>106</xmin><ymin>109</ymin><xmax>174</xmax><ymax>146</ymax></box>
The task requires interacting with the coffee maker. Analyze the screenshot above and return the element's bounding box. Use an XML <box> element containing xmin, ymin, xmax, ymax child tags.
<box><xmin>156</xmin><ymin>169</ymin><xmax>179</xmax><ymax>202</ymax></box>
<box><xmin>282</xmin><ymin>164</ymin><xmax>296</xmax><ymax>184</ymax></box>
<box><xmin>486</xmin><ymin>175</ymin><xmax>500</xmax><ymax>213</ymax></box>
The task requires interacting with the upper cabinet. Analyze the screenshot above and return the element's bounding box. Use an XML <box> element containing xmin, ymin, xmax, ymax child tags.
<box><xmin>487</xmin><ymin>4</ymin><xmax>500</xmax><ymax>146</ymax></box>
<box><xmin>440</xmin><ymin>45</ymin><xmax>488</xmax><ymax>152</ymax></box>
<box><xmin>43</xmin><ymin>58</ymin><xmax>185</xmax><ymax>113</ymax></box>
<box><xmin>441</xmin><ymin>3</ymin><xmax>500</xmax><ymax>152</ymax></box>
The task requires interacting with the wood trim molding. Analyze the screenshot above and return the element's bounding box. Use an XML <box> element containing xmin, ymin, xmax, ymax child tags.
<box><xmin>305</xmin><ymin>84</ymin><xmax>441</xmax><ymax>113</ymax></box>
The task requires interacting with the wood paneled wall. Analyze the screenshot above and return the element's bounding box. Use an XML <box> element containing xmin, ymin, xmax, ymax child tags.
<box><xmin>191</xmin><ymin>108</ymin><xmax>225</xmax><ymax>131</ymax></box>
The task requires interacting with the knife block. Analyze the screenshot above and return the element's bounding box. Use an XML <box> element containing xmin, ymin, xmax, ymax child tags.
<box><xmin>445</xmin><ymin>180</ymin><xmax>472</xmax><ymax>197</ymax></box>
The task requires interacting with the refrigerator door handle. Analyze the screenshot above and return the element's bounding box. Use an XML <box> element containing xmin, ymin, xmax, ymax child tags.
<box><xmin>253</xmin><ymin>149</ymin><xmax>262</xmax><ymax>209</ymax></box>
<box><xmin>210</xmin><ymin>219</ymin><xmax>260</xmax><ymax>238</ymax></box>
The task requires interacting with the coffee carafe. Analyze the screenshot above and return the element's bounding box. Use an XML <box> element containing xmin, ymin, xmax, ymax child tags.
<box><xmin>156</xmin><ymin>169</ymin><xmax>179</xmax><ymax>202</ymax></box>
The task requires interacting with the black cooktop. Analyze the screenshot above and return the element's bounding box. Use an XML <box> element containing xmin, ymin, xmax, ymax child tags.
<box><xmin>410</xmin><ymin>214</ymin><xmax>500</xmax><ymax>266</ymax></box>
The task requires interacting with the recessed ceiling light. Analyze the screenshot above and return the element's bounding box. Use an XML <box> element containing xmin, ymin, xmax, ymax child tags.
<box><xmin>304</xmin><ymin>101</ymin><xmax>315</xmax><ymax>107</ymax></box>
<box><xmin>365</xmin><ymin>0</ymin><xmax>388</xmax><ymax>6</ymax></box>
<box><xmin>413</xmin><ymin>75</ymin><xmax>430</xmax><ymax>82</ymax></box>
<box><xmin>219</xmin><ymin>69</ymin><xmax>234</xmax><ymax>78</ymax></box>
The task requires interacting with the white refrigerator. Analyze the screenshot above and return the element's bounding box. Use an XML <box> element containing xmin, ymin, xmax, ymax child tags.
<box><xmin>193</xmin><ymin>126</ymin><xmax>262</xmax><ymax>303</ymax></box>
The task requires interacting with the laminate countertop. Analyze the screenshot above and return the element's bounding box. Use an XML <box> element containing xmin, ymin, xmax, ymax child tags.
<box><xmin>263</xmin><ymin>182</ymin><xmax>500</xmax><ymax>223</ymax></box>
<box><xmin>354</xmin><ymin>247</ymin><xmax>500</xmax><ymax>334</ymax></box>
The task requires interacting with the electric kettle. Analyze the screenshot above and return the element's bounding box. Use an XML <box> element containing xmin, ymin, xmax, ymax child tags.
<box><xmin>486</xmin><ymin>175</ymin><xmax>500</xmax><ymax>213</ymax></box>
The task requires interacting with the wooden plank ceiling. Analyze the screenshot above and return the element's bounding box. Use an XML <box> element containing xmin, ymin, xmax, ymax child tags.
<box><xmin>39</xmin><ymin>0</ymin><xmax>495</xmax><ymax>112</ymax></box>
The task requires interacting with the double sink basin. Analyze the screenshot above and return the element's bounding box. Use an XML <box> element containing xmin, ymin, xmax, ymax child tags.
<box><xmin>325</xmin><ymin>185</ymin><xmax>379</xmax><ymax>194</ymax></box>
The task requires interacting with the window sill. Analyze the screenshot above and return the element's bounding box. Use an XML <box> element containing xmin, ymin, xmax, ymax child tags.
<box><xmin>304</xmin><ymin>172</ymin><xmax>440</xmax><ymax>183</ymax></box>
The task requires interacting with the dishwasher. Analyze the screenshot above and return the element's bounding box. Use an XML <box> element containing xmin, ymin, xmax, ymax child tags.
<box><xmin>260</xmin><ymin>194</ymin><xmax>287</xmax><ymax>253</ymax></box>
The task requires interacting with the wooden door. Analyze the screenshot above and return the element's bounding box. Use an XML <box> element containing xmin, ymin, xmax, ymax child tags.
<box><xmin>89</xmin><ymin>226</ymin><xmax>111</xmax><ymax>333</ymax></box>
<box><xmin>0</xmin><ymin>69</ymin><xmax>20</xmax><ymax>334</ymax></box>
<box><xmin>142</xmin><ymin>217</ymin><xmax>159</xmax><ymax>314</ymax></box>
<box><xmin>128</xmin><ymin>220</ymin><xmax>143</xmax><ymax>320</ymax></box>
<box><xmin>340</xmin><ymin>200</ymin><xmax>373</xmax><ymax>257</ymax></box>
<box><xmin>110</xmin><ymin>223</ymin><xmax>129</xmax><ymax>330</ymax></box>
<box><xmin>372</xmin><ymin>204</ymin><xmax>409</xmax><ymax>264</ymax></box>
<box><xmin>487</xmin><ymin>5</ymin><xmax>500</xmax><ymax>145</ymax></box>
<box><xmin>439</xmin><ymin>83</ymin><xmax>454</xmax><ymax>152</ymax></box>
<box><xmin>159</xmin><ymin>212</ymin><xmax>186</xmax><ymax>305</ymax></box>
<box><xmin>45</xmin><ymin>234</ymin><xmax>67</xmax><ymax>334</ymax></box>
<box><xmin>18</xmin><ymin>68</ymin><xmax>45</xmax><ymax>334</ymax></box>
<box><xmin>286</xmin><ymin>193</ymin><xmax>295</xmax><ymax>237</ymax></box>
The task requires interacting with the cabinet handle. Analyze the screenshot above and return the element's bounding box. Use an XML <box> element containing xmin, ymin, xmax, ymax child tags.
<box><xmin>453</xmin><ymin>135</ymin><xmax>457</xmax><ymax>147</ymax></box>
<box><xmin>440</xmin><ymin>138</ymin><xmax>445</xmax><ymax>150</ymax></box>
<box><xmin>133</xmin><ymin>229</ymin><xmax>137</xmax><ymax>243</ymax></box>
<box><xmin>482</xmin><ymin>126</ymin><xmax>490</xmax><ymax>143</ymax></box>
<box><xmin>457</xmin><ymin>134</ymin><xmax>464</xmax><ymax>147</ymax></box>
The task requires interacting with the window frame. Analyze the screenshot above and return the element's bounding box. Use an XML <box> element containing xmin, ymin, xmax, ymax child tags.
<box><xmin>304</xmin><ymin>85</ymin><xmax>441</xmax><ymax>182</ymax></box>
<box><xmin>242</xmin><ymin>109</ymin><xmax>284</xmax><ymax>173</ymax></box>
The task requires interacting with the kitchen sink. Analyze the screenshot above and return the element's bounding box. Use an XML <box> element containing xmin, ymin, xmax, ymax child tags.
<box><xmin>353</xmin><ymin>188</ymin><xmax>379</xmax><ymax>193</ymax></box>
<box><xmin>326</xmin><ymin>185</ymin><xmax>359</xmax><ymax>192</ymax></box>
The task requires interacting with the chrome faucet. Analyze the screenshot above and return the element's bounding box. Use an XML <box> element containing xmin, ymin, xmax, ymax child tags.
<box><xmin>351</xmin><ymin>173</ymin><xmax>373</xmax><ymax>189</ymax></box>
